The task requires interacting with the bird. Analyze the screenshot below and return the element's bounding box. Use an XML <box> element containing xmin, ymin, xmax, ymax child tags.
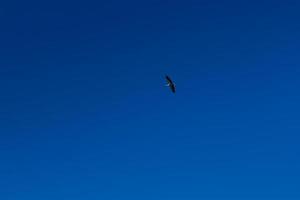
<box><xmin>165</xmin><ymin>75</ymin><xmax>176</xmax><ymax>93</ymax></box>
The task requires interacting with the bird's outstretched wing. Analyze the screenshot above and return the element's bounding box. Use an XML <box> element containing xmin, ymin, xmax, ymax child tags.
<box><xmin>170</xmin><ymin>83</ymin><xmax>176</xmax><ymax>93</ymax></box>
<box><xmin>165</xmin><ymin>75</ymin><xmax>173</xmax><ymax>84</ymax></box>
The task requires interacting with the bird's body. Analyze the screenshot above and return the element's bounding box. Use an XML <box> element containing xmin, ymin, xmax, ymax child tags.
<box><xmin>165</xmin><ymin>75</ymin><xmax>176</xmax><ymax>93</ymax></box>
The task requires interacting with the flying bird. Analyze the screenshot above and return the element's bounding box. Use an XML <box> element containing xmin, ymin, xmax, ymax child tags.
<box><xmin>165</xmin><ymin>75</ymin><xmax>176</xmax><ymax>93</ymax></box>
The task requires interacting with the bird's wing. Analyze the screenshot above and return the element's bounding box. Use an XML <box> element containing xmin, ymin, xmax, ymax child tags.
<box><xmin>165</xmin><ymin>75</ymin><xmax>173</xmax><ymax>84</ymax></box>
<box><xmin>170</xmin><ymin>83</ymin><xmax>176</xmax><ymax>93</ymax></box>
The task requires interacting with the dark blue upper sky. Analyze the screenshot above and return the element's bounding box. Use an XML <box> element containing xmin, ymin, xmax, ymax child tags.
<box><xmin>1</xmin><ymin>0</ymin><xmax>300</xmax><ymax>199</ymax></box>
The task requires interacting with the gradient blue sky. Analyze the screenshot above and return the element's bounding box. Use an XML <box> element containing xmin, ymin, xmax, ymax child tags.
<box><xmin>1</xmin><ymin>0</ymin><xmax>300</xmax><ymax>199</ymax></box>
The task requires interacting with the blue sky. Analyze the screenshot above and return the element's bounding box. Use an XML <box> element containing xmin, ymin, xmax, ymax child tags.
<box><xmin>1</xmin><ymin>0</ymin><xmax>300</xmax><ymax>199</ymax></box>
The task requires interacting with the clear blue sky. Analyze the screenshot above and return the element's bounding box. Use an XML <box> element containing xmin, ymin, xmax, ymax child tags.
<box><xmin>1</xmin><ymin>0</ymin><xmax>300</xmax><ymax>199</ymax></box>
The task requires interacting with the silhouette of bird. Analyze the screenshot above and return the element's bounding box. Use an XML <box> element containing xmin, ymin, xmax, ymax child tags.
<box><xmin>165</xmin><ymin>75</ymin><xmax>176</xmax><ymax>93</ymax></box>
